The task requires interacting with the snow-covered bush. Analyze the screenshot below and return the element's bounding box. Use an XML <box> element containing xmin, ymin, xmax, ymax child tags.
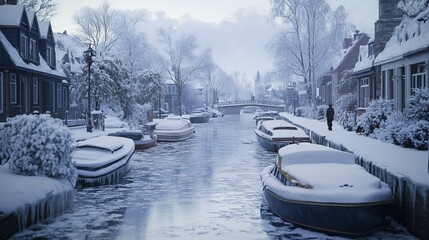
<box><xmin>356</xmin><ymin>99</ymin><xmax>393</xmax><ymax>135</ymax></box>
<box><xmin>7</xmin><ymin>114</ymin><xmax>77</xmax><ymax>187</ymax></box>
<box><xmin>0</xmin><ymin>124</ymin><xmax>11</xmax><ymax>164</ymax></box>
<box><xmin>316</xmin><ymin>105</ymin><xmax>328</xmax><ymax>120</ymax></box>
<box><xmin>125</xmin><ymin>103</ymin><xmax>152</xmax><ymax>128</ymax></box>
<box><xmin>397</xmin><ymin>120</ymin><xmax>429</xmax><ymax>150</ymax></box>
<box><xmin>295</xmin><ymin>106</ymin><xmax>316</xmax><ymax>119</ymax></box>
<box><xmin>405</xmin><ymin>88</ymin><xmax>429</xmax><ymax>121</ymax></box>
<box><xmin>339</xmin><ymin>111</ymin><xmax>356</xmax><ymax>131</ymax></box>
<box><xmin>335</xmin><ymin>93</ymin><xmax>357</xmax><ymax>130</ymax></box>
<box><xmin>397</xmin><ymin>0</ymin><xmax>428</xmax><ymax>16</ymax></box>
<box><xmin>374</xmin><ymin>111</ymin><xmax>407</xmax><ymax>144</ymax></box>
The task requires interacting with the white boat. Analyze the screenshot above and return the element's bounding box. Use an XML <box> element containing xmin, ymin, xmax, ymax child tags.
<box><xmin>189</xmin><ymin>108</ymin><xmax>211</xmax><ymax>123</ymax></box>
<box><xmin>73</xmin><ymin>135</ymin><xmax>135</xmax><ymax>187</ymax></box>
<box><xmin>261</xmin><ymin>143</ymin><xmax>393</xmax><ymax>237</ymax></box>
<box><xmin>254</xmin><ymin>119</ymin><xmax>311</xmax><ymax>151</ymax></box>
<box><xmin>153</xmin><ymin>118</ymin><xmax>195</xmax><ymax>142</ymax></box>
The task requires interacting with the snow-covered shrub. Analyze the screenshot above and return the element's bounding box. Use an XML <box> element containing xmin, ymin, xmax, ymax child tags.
<box><xmin>295</xmin><ymin>106</ymin><xmax>316</xmax><ymax>119</ymax></box>
<box><xmin>356</xmin><ymin>99</ymin><xmax>393</xmax><ymax>136</ymax></box>
<box><xmin>340</xmin><ymin>111</ymin><xmax>356</xmax><ymax>131</ymax></box>
<box><xmin>397</xmin><ymin>0</ymin><xmax>428</xmax><ymax>16</ymax></box>
<box><xmin>316</xmin><ymin>105</ymin><xmax>328</xmax><ymax>120</ymax></box>
<box><xmin>397</xmin><ymin>120</ymin><xmax>429</xmax><ymax>150</ymax></box>
<box><xmin>0</xmin><ymin>124</ymin><xmax>12</xmax><ymax>164</ymax></box>
<box><xmin>7</xmin><ymin>114</ymin><xmax>77</xmax><ymax>187</ymax></box>
<box><xmin>405</xmin><ymin>88</ymin><xmax>429</xmax><ymax>121</ymax></box>
<box><xmin>375</xmin><ymin>111</ymin><xmax>407</xmax><ymax>144</ymax></box>
<box><xmin>125</xmin><ymin>103</ymin><xmax>152</xmax><ymax>128</ymax></box>
<box><xmin>335</xmin><ymin>93</ymin><xmax>357</xmax><ymax>130</ymax></box>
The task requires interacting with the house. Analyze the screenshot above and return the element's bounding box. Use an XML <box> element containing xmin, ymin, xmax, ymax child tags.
<box><xmin>329</xmin><ymin>31</ymin><xmax>370</xmax><ymax>104</ymax></box>
<box><xmin>158</xmin><ymin>79</ymin><xmax>178</xmax><ymax>114</ymax></box>
<box><xmin>352</xmin><ymin>0</ymin><xmax>404</xmax><ymax>114</ymax></box>
<box><xmin>0</xmin><ymin>3</ymin><xmax>67</xmax><ymax>122</ymax></box>
<box><xmin>373</xmin><ymin>8</ymin><xmax>429</xmax><ymax>111</ymax></box>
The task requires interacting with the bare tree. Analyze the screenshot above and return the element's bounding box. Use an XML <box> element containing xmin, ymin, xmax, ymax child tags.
<box><xmin>158</xmin><ymin>28</ymin><xmax>211</xmax><ymax>116</ymax></box>
<box><xmin>269</xmin><ymin>0</ymin><xmax>347</xmax><ymax>106</ymax></box>
<box><xmin>19</xmin><ymin>0</ymin><xmax>57</xmax><ymax>21</ymax></box>
<box><xmin>73</xmin><ymin>0</ymin><xmax>120</xmax><ymax>54</ymax></box>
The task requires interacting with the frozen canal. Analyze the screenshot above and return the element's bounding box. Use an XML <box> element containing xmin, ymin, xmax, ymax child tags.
<box><xmin>13</xmin><ymin>115</ymin><xmax>415</xmax><ymax>239</ymax></box>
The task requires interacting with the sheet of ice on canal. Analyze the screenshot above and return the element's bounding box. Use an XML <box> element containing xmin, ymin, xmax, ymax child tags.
<box><xmin>0</xmin><ymin>164</ymin><xmax>72</xmax><ymax>215</ymax></box>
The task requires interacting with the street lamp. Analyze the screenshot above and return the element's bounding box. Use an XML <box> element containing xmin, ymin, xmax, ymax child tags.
<box><xmin>84</xmin><ymin>44</ymin><xmax>96</xmax><ymax>132</ymax></box>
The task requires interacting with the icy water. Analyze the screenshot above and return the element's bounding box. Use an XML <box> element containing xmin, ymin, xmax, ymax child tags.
<box><xmin>12</xmin><ymin>115</ymin><xmax>416</xmax><ymax>240</ymax></box>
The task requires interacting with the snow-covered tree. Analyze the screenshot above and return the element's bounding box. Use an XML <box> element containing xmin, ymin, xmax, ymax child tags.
<box><xmin>0</xmin><ymin>125</ymin><xmax>11</xmax><ymax>165</ymax></box>
<box><xmin>405</xmin><ymin>88</ymin><xmax>429</xmax><ymax>121</ymax></box>
<box><xmin>269</xmin><ymin>0</ymin><xmax>352</xmax><ymax>106</ymax></box>
<box><xmin>7</xmin><ymin>114</ymin><xmax>77</xmax><ymax>187</ymax></box>
<box><xmin>157</xmin><ymin>28</ymin><xmax>211</xmax><ymax>115</ymax></box>
<box><xmin>73</xmin><ymin>0</ymin><xmax>120</xmax><ymax>54</ymax></box>
<box><xmin>19</xmin><ymin>0</ymin><xmax>57</xmax><ymax>21</ymax></box>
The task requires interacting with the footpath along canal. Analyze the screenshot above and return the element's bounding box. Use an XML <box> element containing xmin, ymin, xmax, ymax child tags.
<box><xmin>12</xmin><ymin>115</ymin><xmax>416</xmax><ymax>239</ymax></box>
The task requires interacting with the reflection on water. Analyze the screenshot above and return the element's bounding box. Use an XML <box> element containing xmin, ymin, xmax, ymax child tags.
<box><xmin>12</xmin><ymin>115</ymin><xmax>416</xmax><ymax>240</ymax></box>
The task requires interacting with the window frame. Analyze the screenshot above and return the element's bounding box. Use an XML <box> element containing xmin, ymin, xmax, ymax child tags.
<box><xmin>33</xmin><ymin>77</ymin><xmax>39</xmax><ymax>104</ymax></box>
<box><xmin>29</xmin><ymin>38</ymin><xmax>37</xmax><ymax>61</ymax></box>
<box><xmin>56</xmin><ymin>83</ymin><xmax>62</xmax><ymax>107</ymax></box>
<box><xmin>20</xmin><ymin>34</ymin><xmax>28</xmax><ymax>59</ymax></box>
<box><xmin>10</xmin><ymin>73</ymin><xmax>17</xmax><ymax>104</ymax></box>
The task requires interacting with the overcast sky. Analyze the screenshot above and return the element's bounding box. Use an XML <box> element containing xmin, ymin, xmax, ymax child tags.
<box><xmin>50</xmin><ymin>0</ymin><xmax>378</xmax><ymax>79</ymax></box>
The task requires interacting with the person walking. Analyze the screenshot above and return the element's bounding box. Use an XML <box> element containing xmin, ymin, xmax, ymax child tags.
<box><xmin>326</xmin><ymin>103</ymin><xmax>334</xmax><ymax>131</ymax></box>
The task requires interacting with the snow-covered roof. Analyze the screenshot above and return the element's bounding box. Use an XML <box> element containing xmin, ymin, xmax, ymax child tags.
<box><xmin>375</xmin><ymin>7</ymin><xmax>429</xmax><ymax>65</ymax></box>
<box><xmin>39</xmin><ymin>21</ymin><xmax>51</xmax><ymax>38</ymax></box>
<box><xmin>0</xmin><ymin>5</ymin><xmax>24</xmax><ymax>26</ymax></box>
<box><xmin>0</xmin><ymin>30</ymin><xmax>66</xmax><ymax>78</ymax></box>
<box><xmin>331</xmin><ymin>33</ymin><xmax>369</xmax><ymax>71</ymax></box>
<box><xmin>353</xmin><ymin>45</ymin><xmax>374</xmax><ymax>73</ymax></box>
<box><xmin>26</xmin><ymin>9</ymin><xmax>36</xmax><ymax>27</ymax></box>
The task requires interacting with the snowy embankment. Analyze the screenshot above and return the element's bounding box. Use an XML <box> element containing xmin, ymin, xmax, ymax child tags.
<box><xmin>280</xmin><ymin>112</ymin><xmax>429</xmax><ymax>239</ymax></box>
<box><xmin>0</xmin><ymin>165</ymin><xmax>74</xmax><ymax>238</ymax></box>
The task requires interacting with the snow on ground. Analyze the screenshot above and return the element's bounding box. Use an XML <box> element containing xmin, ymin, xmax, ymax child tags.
<box><xmin>0</xmin><ymin>164</ymin><xmax>72</xmax><ymax>215</ymax></box>
<box><xmin>280</xmin><ymin>112</ymin><xmax>429</xmax><ymax>187</ymax></box>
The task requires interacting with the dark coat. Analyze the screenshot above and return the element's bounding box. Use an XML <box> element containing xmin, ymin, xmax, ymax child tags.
<box><xmin>326</xmin><ymin>106</ymin><xmax>335</xmax><ymax>121</ymax></box>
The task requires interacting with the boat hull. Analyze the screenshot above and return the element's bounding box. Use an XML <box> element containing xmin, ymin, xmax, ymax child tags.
<box><xmin>155</xmin><ymin>128</ymin><xmax>194</xmax><ymax>142</ymax></box>
<box><xmin>255</xmin><ymin>131</ymin><xmax>309</xmax><ymax>152</ymax></box>
<box><xmin>262</xmin><ymin>185</ymin><xmax>392</xmax><ymax>237</ymax></box>
<box><xmin>189</xmin><ymin>115</ymin><xmax>210</xmax><ymax>123</ymax></box>
<box><xmin>134</xmin><ymin>135</ymin><xmax>157</xmax><ymax>150</ymax></box>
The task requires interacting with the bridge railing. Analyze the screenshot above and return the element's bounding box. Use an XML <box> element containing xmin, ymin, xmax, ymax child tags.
<box><xmin>218</xmin><ymin>100</ymin><xmax>284</xmax><ymax>106</ymax></box>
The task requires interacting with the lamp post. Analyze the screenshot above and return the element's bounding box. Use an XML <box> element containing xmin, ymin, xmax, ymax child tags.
<box><xmin>84</xmin><ymin>44</ymin><xmax>96</xmax><ymax>132</ymax></box>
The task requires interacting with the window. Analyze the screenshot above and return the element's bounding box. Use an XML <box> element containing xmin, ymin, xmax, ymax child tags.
<box><xmin>412</xmin><ymin>73</ymin><xmax>426</xmax><ymax>89</ymax></box>
<box><xmin>360</xmin><ymin>78</ymin><xmax>370</xmax><ymax>107</ymax></box>
<box><xmin>33</xmin><ymin>77</ymin><xmax>38</xmax><ymax>104</ymax></box>
<box><xmin>10</xmin><ymin>74</ymin><xmax>17</xmax><ymax>104</ymax></box>
<box><xmin>20</xmin><ymin>35</ymin><xmax>28</xmax><ymax>59</ymax></box>
<box><xmin>56</xmin><ymin>83</ymin><xmax>62</xmax><ymax>107</ymax></box>
<box><xmin>29</xmin><ymin>39</ymin><xmax>37</xmax><ymax>61</ymax></box>
<box><xmin>0</xmin><ymin>72</ymin><xmax>3</xmax><ymax>113</ymax></box>
<box><xmin>63</xmin><ymin>87</ymin><xmax>68</xmax><ymax>109</ymax></box>
<box><xmin>46</xmin><ymin>47</ymin><xmax>54</xmax><ymax>66</ymax></box>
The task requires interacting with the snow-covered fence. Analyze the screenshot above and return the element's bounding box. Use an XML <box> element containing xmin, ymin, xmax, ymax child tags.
<box><xmin>282</xmin><ymin>116</ymin><xmax>429</xmax><ymax>239</ymax></box>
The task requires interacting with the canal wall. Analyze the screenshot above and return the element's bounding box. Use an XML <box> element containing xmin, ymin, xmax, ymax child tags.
<box><xmin>283</xmin><ymin>117</ymin><xmax>429</xmax><ymax>239</ymax></box>
<box><xmin>0</xmin><ymin>188</ymin><xmax>74</xmax><ymax>239</ymax></box>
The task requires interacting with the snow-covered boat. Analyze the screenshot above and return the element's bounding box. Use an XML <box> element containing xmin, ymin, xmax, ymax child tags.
<box><xmin>153</xmin><ymin>118</ymin><xmax>195</xmax><ymax>142</ymax></box>
<box><xmin>73</xmin><ymin>135</ymin><xmax>135</xmax><ymax>187</ymax></box>
<box><xmin>189</xmin><ymin>108</ymin><xmax>211</xmax><ymax>123</ymax></box>
<box><xmin>108</xmin><ymin>129</ymin><xmax>157</xmax><ymax>150</ymax></box>
<box><xmin>260</xmin><ymin>143</ymin><xmax>393</xmax><ymax>237</ymax></box>
<box><xmin>254</xmin><ymin>119</ymin><xmax>311</xmax><ymax>151</ymax></box>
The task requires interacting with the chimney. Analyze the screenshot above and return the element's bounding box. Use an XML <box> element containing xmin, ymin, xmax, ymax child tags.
<box><xmin>353</xmin><ymin>30</ymin><xmax>361</xmax><ymax>41</ymax></box>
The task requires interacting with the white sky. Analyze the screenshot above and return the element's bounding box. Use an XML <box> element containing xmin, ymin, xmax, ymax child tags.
<box><xmin>50</xmin><ymin>0</ymin><xmax>378</xmax><ymax>79</ymax></box>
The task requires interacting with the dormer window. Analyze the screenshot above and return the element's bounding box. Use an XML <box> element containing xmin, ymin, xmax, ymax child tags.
<box><xmin>29</xmin><ymin>38</ymin><xmax>37</xmax><ymax>61</ymax></box>
<box><xmin>20</xmin><ymin>34</ymin><xmax>28</xmax><ymax>59</ymax></box>
<box><xmin>47</xmin><ymin>46</ymin><xmax>54</xmax><ymax>66</ymax></box>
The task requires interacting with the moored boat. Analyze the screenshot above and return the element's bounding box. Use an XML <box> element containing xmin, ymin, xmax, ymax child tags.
<box><xmin>153</xmin><ymin>118</ymin><xmax>195</xmax><ymax>142</ymax></box>
<box><xmin>108</xmin><ymin>129</ymin><xmax>157</xmax><ymax>150</ymax></box>
<box><xmin>189</xmin><ymin>108</ymin><xmax>211</xmax><ymax>123</ymax></box>
<box><xmin>260</xmin><ymin>143</ymin><xmax>393</xmax><ymax>237</ymax></box>
<box><xmin>73</xmin><ymin>135</ymin><xmax>135</xmax><ymax>187</ymax></box>
<box><xmin>254</xmin><ymin>119</ymin><xmax>311</xmax><ymax>151</ymax></box>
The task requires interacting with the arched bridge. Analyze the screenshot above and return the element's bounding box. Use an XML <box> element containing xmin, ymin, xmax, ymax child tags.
<box><xmin>217</xmin><ymin>100</ymin><xmax>285</xmax><ymax>115</ymax></box>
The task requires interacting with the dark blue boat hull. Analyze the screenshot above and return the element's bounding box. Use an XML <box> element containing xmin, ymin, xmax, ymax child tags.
<box><xmin>263</xmin><ymin>188</ymin><xmax>392</xmax><ymax>237</ymax></box>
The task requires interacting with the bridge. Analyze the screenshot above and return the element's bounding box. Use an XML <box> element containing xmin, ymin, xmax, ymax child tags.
<box><xmin>217</xmin><ymin>100</ymin><xmax>285</xmax><ymax>115</ymax></box>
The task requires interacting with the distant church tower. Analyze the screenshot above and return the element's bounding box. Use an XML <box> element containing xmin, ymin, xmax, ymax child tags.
<box><xmin>374</xmin><ymin>0</ymin><xmax>404</xmax><ymax>56</ymax></box>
